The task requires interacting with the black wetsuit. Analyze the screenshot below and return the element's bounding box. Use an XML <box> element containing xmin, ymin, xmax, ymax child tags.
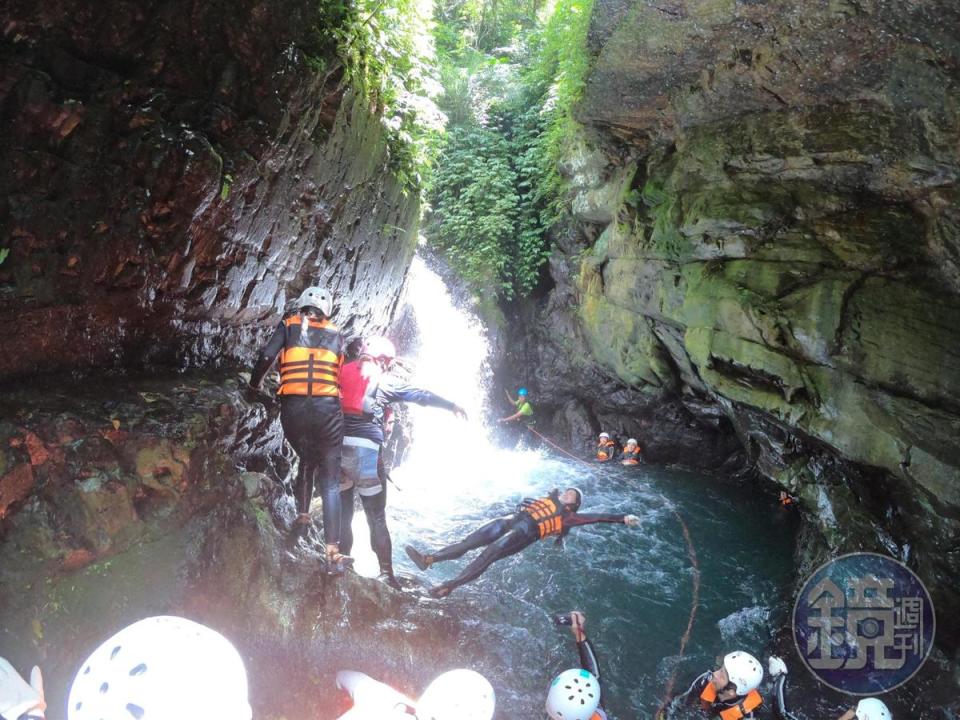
<box><xmin>427</xmin><ymin>495</ymin><xmax>626</xmax><ymax>594</ymax></box>
<box><xmin>575</xmin><ymin>633</ymin><xmax>607</xmax><ymax>717</ymax></box>
<box><xmin>339</xmin><ymin>367</ymin><xmax>457</xmax><ymax>576</ymax></box>
<box><xmin>251</xmin><ymin>317</ymin><xmax>344</xmax><ymax>546</ymax></box>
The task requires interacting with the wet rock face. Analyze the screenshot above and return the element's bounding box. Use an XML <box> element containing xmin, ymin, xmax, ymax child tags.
<box><xmin>0</xmin><ymin>0</ymin><xmax>419</xmax><ymax>381</ymax></box>
<box><xmin>510</xmin><ymin>0</ymin><xmax>960</xmax><ymax>634</ymax></box>
<box><xmin>0</xmin><ymin>374</ymin><xmax>471</xmax><ymax>719</ymax></box>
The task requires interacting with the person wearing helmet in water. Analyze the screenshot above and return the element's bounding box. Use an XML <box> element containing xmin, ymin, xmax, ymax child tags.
<box><xmin>405</xmin><ymin>487</ymin><xmax>641</xmax><ymax>598</ymax></box>
<box><xmin>335</xmin><ymin>668</ymin><xmax>495</xmax><ymax>720</ymax></box>
<box><xmin>620</xmin><ymin>438</ymin><xmax>641</xmax><ymax>466</ymax></box>
<box><xmin>249</xmin><ymin>285</ymin><xmax>350</xmax><ymax>574</ymax></box>
<box><xmin>339</xmin><ymin>335</ymin><xmax>467</xmax><ymax>590</ymax></box>
<box><xmin>0</xmin><ymin>657</ymin><xmax>45</xmax><ymax>720</ymax></box>
<box><xmin>66</xmin><ymin>616</ymin><xmax>251</xmax><ymax>720</ymax></box>
<box><xmin>595</xmin><ymin>432</ymin><xmax>618</xmax><ymax>463</ymax></box>
<box><xmin>678</xmin><ymin>651</ymin><xmax>764</xmax><ymax>720</ymax></box>
<box><xmin>766</xmin><ymin>656</ymin><xmax>892</xmax><ymax>720</ymax></box>
<box><xmin>546</xmin><ymin>611</ymin><xmax>607</xmax><ymax>720</ymax></box>
<box><xmin>500</xmin><ymin>387</ymin><xmax>534</xmax><ymax>424</ymax></box>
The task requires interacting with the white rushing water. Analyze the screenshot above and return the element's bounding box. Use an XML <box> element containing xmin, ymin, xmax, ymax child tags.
<box><xmin>345</xmin><ymin>252</ymin><xmax>799</xmax><ymax>720</ymax></box>
<box><xmin>349</xmin><ymin>254</ymin><xmax>542</xmax><ymax>576</ymax></box>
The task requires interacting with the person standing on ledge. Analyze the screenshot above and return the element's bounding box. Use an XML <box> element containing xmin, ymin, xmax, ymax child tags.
<box><xmin>248</xmin><ymin>286</ymin><xmax>351</xmax><ymax>575</ymax></box>
<box><xmin>500</xmin><ymin>386</ymin><xmax>535</xmax><ymax>424</ymax></box>
<box><xmin>338</xmin><ymin>335</ymin><xmax>467</xmax><ymax>590</ymax></box>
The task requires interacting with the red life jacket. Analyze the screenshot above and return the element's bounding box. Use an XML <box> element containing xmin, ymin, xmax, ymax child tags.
<box><xmin>340</xmin><ymin>359</ymin><xmax>384</xmax><ymax>416</ymax></box>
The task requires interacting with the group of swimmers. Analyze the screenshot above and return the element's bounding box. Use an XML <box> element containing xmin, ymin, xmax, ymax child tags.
<box><xmin>594</xmin><ymin>432</ymin><xmax>641</xmax><ymax>466</ymax></box>
<box><xmin>243</xmin><ymin>286</ymin><xmax>896</xmax><ymax>719</ymax></box>
<box><xmin>0</xmin><ymin>287</ymin><xmax>897</xmax><ymax>719</ymax></box>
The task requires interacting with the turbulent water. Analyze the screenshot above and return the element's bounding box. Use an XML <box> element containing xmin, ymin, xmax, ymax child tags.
<box><xmin>325</xmin><ymin>254</ymin><xmax>948</xmax><ymax>719</ymax></box>
<box><xmin>348</xmin><ymin>453</ymin><xmax>799</xmax><ymax>719</ymax></box>
<box><xmin>340</xmin><ymin>255</ymin><xmax>803</xmax><ymax>718</ymax></box>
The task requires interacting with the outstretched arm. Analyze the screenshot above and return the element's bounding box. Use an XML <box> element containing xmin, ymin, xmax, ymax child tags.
<box><xmin>379</xmin><ymin>382</ymin><xmax>466</xmax><ymax>418</ymax></box>
<box><xmin>570</xmin><ymin>613</ymin><xmax>602</xmax><ymax>686</ymax></box>
<box><xmin>565</xmin><ymin>513</ymin><xmax>641</xmax><ymax>528</ymax></box>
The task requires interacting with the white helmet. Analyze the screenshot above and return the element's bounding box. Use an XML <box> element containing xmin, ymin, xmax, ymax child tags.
<box><xmin>416</xmin><ymin>669</ymin><xmax>495</xmax><ymax>720</ymax></box>
<box><xmin>545</xmin><ymin>668</ymin><xmax>600</xmax><ymax>720</ymax></box>
<box><xmin>0</xmin><ymin>657</ymin><xmax>44</xmax><ymax>719</ymax></box>
<box><xmin>67</xmin><ymin>616</ymin><xmax>251</xmax><ymax>720</ymax></box>
<box><xmin>856</xmin><ymin>698</ymin><xmax>892</xmax><ymax>720</ymax></box>
<box><xmin>295</xmin><ymin>286</ymin><xmax>333</xmax><ymax>317</ymax></box>
<box><xmin>598</xmin><ymin>432</ymin><xmax>610</xmax><ymax>440</ymax></box>
<box><xmin>723</xmin><ymin>651</ymin><xmax>763</xmax><ymax>695</ymax></box>
<box><xmin>626</xmin><ymin>438</ymin><xmax>638</xmax><ymax>446</ymax></box>
<box><xmin>362</xmin><ymin>335</ymin><xmax>397</xmax><ymax>363</ymax></box>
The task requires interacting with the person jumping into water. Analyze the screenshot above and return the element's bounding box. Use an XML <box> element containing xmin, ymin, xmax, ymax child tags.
<box><xmin>338</xmin><ymin>334</ymin><xmax>467</xmax><ymax>590</ymax></box>
<box><xmin>405</xmin><ymin>488</ymin><xmax>641</xmax><ymax>598</ymax></box>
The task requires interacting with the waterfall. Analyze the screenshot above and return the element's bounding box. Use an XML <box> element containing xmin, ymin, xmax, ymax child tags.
<box><xmin>347</xmin><ymin>253</ymin><xmax>542</xmax><ymax>577</ymax></box>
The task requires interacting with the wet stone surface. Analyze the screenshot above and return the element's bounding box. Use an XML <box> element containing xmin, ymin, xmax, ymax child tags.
<box><xmin>0</xmin><ymin>371</ymin><xmax>470</xmax><ymax>719</ymax></box>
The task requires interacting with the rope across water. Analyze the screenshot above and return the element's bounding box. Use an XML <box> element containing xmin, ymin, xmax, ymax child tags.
<box><xmin>523</xmin><ymin>425</ymin><xmax>702</xmax><ymax>716</ymax></box>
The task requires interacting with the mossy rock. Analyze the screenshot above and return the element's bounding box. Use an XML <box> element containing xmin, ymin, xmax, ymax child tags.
<box><xmin>837</xmin><ymin>277</ymin><xmax>960</xmax><ymax>407</ymax></box>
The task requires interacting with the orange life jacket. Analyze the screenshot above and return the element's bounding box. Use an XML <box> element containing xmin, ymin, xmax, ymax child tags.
<box><xmin>277</xmin><ymin>315</ymin><xmax>342</xmax><ymax>397</ymax></box>
<box><xmin>780</xmin><ymin>495</ymin><xmax>794</xmax><ymax>506</ymax></box>
<box><xmin>340</xmin><ymin>358</ymin><xmax>383</xmax><ymax>416</ymax></box>
<box><xmin>700</xmin><ymin>684</ymin><xmax>763</xmax><ymax>720</ymax></box>
<box><xmin>622</xmin><ymin>446</ymin><xmax>641</xmax><ymax>465</ymax></box>
<box><xmin>520</xmin><ymin>496</ymin><xmax>564</xmax><ymax>538</ymax></box>
<box><xmin>596</xmin><ymin>439</ymin><xmax>616</xmax><ymax>461</ymax></box>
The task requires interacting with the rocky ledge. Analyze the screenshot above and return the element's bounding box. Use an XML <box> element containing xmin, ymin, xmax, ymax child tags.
<box><xmin>501</xmin><ymin>0</ymin><xmax>960</xmax><ymax>646</ymax></box>
<box><xmin>0</xmin><ymin>372</ymin><xmax>470</xmax><ymax>719</ymax></box>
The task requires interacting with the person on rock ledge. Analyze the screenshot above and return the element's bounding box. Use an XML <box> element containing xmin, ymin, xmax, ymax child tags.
<box><xmin>405</xmin><ymin>487</ymin><xmax>641</xmax><ymax>598</ymax></box>
<box><xmin>337</xmin><ymin>334</ymin><xmax>467</xmax><ymax>590</ymax></box>
<box><xmin>500</xmin><ymin>386</ymin><xmax>535</xmax><ymax>425</ymax></box>
<box><xmin>248</xmin><ymin>285</ymin><xmax>352</xmax><ymax>575</ymax></box>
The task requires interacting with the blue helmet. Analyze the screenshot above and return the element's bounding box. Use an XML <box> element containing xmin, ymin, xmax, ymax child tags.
<box><xmin>518</xmin><ymin>387</ymin><xmax>528</xmax><ymax>397</ymax></box>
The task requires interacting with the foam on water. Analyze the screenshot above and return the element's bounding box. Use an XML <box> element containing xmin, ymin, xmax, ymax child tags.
<box><xmin>346</xmin><ymin>254</ymin><xmax>799</xmax><ymax>718</ymax></box>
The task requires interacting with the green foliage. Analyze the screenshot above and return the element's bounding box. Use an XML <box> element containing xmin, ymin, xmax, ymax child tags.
<box><xmin>426</xmin><ymin>0</ymin><xmax>596</xmax><ymax>301</ymax></box>
<box><xmin>522</xmin><ymin>0</ymin><xmax>595</xmax><ymax>227</ymax></box>
<box><xmin>317</xmin><ymin>0</ymin><xmax>446</xmax><ymax>190</ymax></box>
<box><xmin>0</xmin><ymin>248</ymin><xmax>8</xmax><ymax>266</ymax></box>
<box><xmin>308</xmin><ymin>0</ymin><xmax>597</xmax><ymax>298</ymax></box>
